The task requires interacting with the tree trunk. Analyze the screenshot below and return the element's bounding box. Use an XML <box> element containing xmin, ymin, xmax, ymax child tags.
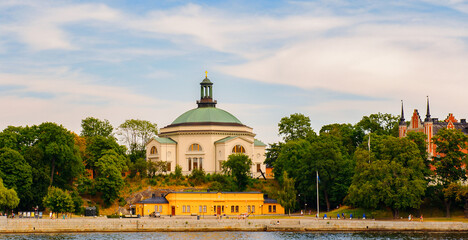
<box><xmin>49</xmin><ymin>158</ymin><xmax>56</xmax><ymax>187</ymax></box>
<box><xmin>464</xmin><ymin>198</ymin><xmax>468</xmax><ymax>219</ymax></box>
<box><xmin>392</xmin><ymin>208</ymin><xmax>399</xmax><ymax>219</ymax></box>
<box><xmin>444</xmin><ymin>199</ymin><xmax>451</xmax><ymax>218</ymax></box>
<box><xmin>324</xmin><ymin>189</ymin><xmax>330</xmax><ymax>212</ymax></box>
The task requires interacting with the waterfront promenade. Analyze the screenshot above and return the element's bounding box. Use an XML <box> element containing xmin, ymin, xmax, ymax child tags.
<box><xmin>1</xmin><ymin>216</ymin><xmax>467</xmax><ymax>233</ymax></box>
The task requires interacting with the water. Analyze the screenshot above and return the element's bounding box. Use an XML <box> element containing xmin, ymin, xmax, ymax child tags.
<box><xmin>0</xmin><ymin>232</ymin><xmax>467</xmax><ymax>240</ymax></box>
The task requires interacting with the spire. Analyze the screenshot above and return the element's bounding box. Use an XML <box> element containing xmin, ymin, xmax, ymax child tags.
<box><xmin>399</xmin><ymin>100</ymin><xmax>406</xmax><ymax>126</ymax></box>
<box><xmin>197</xmin><ymin>71</ymin><xmax>217</xmax><ymax>108</ymax></box>
<box><xmin>425</xmin><ymin>96</ymin><xmax>431</xmax><ymax>122</ymax></box>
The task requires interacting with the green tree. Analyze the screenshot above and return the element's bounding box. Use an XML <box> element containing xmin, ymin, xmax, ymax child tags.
<box><xmin>0</xmin><ymin>148</ymin><xmax>33</xmax><ymax>209</ymax></box>
<box><xmin>278</xmin><ymin>113</ymin><xmax>316</xmax><ymax>142</ymax></box>
<box><xmin>264</xmin><ymin>142</ymin><xmax>283</xmax><ymax>168</ymax></box>
<box><xmin>43</xmin><ymin>186</ymin><xmax>74</xmax><ymax>217</ymax></box>
<box><xmin>117</xmin><ymin>119</ymin><xmax>158</xmax><ymax>161</ymax></box>
<box><xmin>277</xmin><ymin>171</ymin><xmax>296</xmax><ymax>215</ymax></box>
<box><xmin>147</xmin><ymin>161</ymin><xmax>167</xmax><ymax>177</ymax></box>
<box><xmin>346</xmin><ymin>135</ymin><xmax>427</xmax><ymax>218</ymax></box>
<box><xmin>94</xmin><ymin>150</ymin><xmax>128</xmax><ymax>206</ymax></box>
<box><xmin>356</xmin><ymin>113</ymin><xmax>399</xmax><ymax>136</ymax></box>
<box><xmin>406</xmin><ymin>131</ymin><xmax>430</xmax><ymax>171</ymax></box>
<box><xmin>320</xmin><ymin>123</ymin><xmax>364</xmax><ymax>157</ymax></box>
<box><xmin>84</xmin><ymin>135</ymin><xmax>126</xmax><ymax>175</ymax></box>
<box><xmin>222</xmin><ymin>153</ymin><xmax>253</xmax><ymax>191</ymax></box>
<box><xmin>0</xmin><ymin>178</ymin><xmax>20</xmax><ymax>211</ymax></box>
<box><xmin>432</xmin><ymin>128</ymin><xmax>468</xmax><ymax>217</ymax></box>
<box><xmin>80</xmin><ymin>117</ymin><xmax>114</xmax><ymax>138</ymax></box>
<box><xmin>35</xmin><ymin>122</ymin><xmax>84</xmax><ymax>188</ymax></box>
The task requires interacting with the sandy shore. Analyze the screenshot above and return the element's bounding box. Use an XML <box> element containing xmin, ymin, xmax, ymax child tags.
<box><xmin>1</xmin><ymin>217</ymin><xmax>467</xmax><ymax>233</ymax></box>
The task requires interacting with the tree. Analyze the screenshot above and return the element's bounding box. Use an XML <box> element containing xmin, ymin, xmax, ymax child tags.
<box><xmin>432</xmin><ymin>128</ymin><xmax>468</xmax><ymax>217</ymax></box>
<box><xmin>84</xmin><ymin>135</ymin><xmax>126</xmax><ymax>175</ymax></box>
<box><xmin>320</xmin><ymin>123</ymin><xmax>364</xmax><ymax>157</ymax></box>
<box><xmin>117</xmin><ymin>119</ymin><xmax>158</xmax><ymax>160</ymax></box>
<box><xmin>277</xmin><ymin>171</ymin><xmax>296</xmax><ymax>215</ymax></box>
<box><xmin>222</xmin><ymin>153</ymin><xmax>253</xmax><ymax>191</ymax></box>
<box><xmin>264</xmin><ymin>142</ymin><xmax>283</xmax><ymax>167</ymax></box>
<box><xmin>35</xmin><ymin>122</ymin><xmax>84</xmax><ymax>188</ymax></box>
<box><xmin>346</xmin><ymin>136</ymin><xmax>427</xmax><ymax>218</ymax></box>
<box><xmin>0</xmin><ymin>178</ymin><xmax>20</xmax><ymax>211</ymax></box>
<box><xmin>147</xmin><ymin>161</ymin><xmax>167</xmax><ymax>177</ymax></box>
<box><xmin>356</xmin><ymin>113</ymin><xmax>399</xmax><ymax>136</ymax></box>
<box><xmin>94</xmin><ymin>150</ymin><xmax>128</xmax><ymax>206</ymax></box>
<box><xmin>406</xmin><ymin>131</ymin><xmax>431</xmax><ymax>174</ymax></box>
<box><xmin>278</xmin><ymin>113</ymin><xmax>315</xmax><ymax>142</ymax></box>
<box><xmin>43</xmin><ymin>187</ymin><xmax>74</xmax><ymax>217</ymax></box>
<box><xmin>0</xmin><ymin>148</ymin><xmax>33</xmax><ymax>209</ymax></box>
<box><xmin>81</xmin><ymin>117</ymin><xmax>114</xmax><ymax>138</ymax></box>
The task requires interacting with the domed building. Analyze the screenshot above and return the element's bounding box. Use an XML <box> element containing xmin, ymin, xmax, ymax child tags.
<box><xmin>146</xmin><ymin>74</ymin><xmax>267</xmax><ymax>177</ymax></box>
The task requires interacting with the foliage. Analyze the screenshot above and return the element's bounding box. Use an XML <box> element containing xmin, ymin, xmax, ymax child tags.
<box><xmin>117</xmin><ymin>119</ymin><xmax>158</xmax><ymax>160</ymax></box>
<box><xmin>147</xmin><ymin>161</ymin><xmax>167</xmax><ymax>177</ymax></box>
<box><xmin>432</xmin><ymin>128</ymin><xmax>468</xmax><ymax>217</ymax></box>
<box><xmin>0</xmin><ymin>178</ymin><xmax>20</xmax><ymax>211</ymax></box>
<box><xmin>209</xmin><ymin>173</ymin><xmax>237</xmax><ymax>192</ymax></box>
<box><xmin>432</xmin><ymin>128</ymin><xmax>468</xmax><ymax>186</ymax></box>
<box><xmin>356</xmin><ymin>113</ymin><xmax>399</xmax><ymax>136</ymax></box>
<box><xmin>94</xmin><ymin>150</ymin><xmax>128</xmax><ymax>206</ymax></box>
<box><xmin>406</xmin><ymin>131</ymin><xmax>430</xmax><ymax>170</ymax></box>
<box><xmin>174</xmin><ymin>165</ymin><xmax>183</xmax><ymax>180</ymax></box>
<box><xmin>43</xmin><ymin>187</ymin><xmax>74</xmax><ymax>215</ymax></box>
<box><xmin>264</xmin><ymin>142</ymin><xmax>283</xmax><ymax>167</ymax></box>
<box><xmin>278</xmin><ymin>113</ymin><xmax>316</xmax><ymax>142</ymax></box>
<box><xmin>320</xmin><ymin>123</ymin><xmax>364</xmax><ymax>157</ymax></box>
<box><xmin>70</xmin><ymin>190</ymin><xmax>84</xmax><ymax>215</ymax></box>
<box><xmin>346</xmin><ymin>135</ymin><xmax>427</xmax><ymax>218</ymax></box>
<box><xmin>277</xmin><ymin>171</ymin><xmax>296</xmax><ymax>215</ymax></box>
<box><xmin>130</xmin><ymin>158</ymin><xmax>148</xmax><ymax>178</ymax></box>
<box><xmin>0</xmin><ymin>148</ymin><xmax>33</xmax><ymax>209</ymax></box>
<box><xmin>222</xmin><ymin>153</ymin><xmax>253</xmax><ymax>191</ymax></box>
<box><xmin>80</xmin><ymin>117</ymin><xmax>114</xmax><ymax>138</ymax></box>
<box><xmin>189</xmin><ymin>168</ymin><xmax>206</xmax><ymax>185</ymax></box>
<box><xmin>77</xmin><ymin>176</ymin><xmax>95</xmax><ymax>195</ymax></box>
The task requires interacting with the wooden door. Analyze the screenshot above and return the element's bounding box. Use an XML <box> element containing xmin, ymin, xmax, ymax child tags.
<box><xmin>171</xmin><ymin>206</ymin><xmax>176</xmax><ymax>216</ymax></box>
<box><xmin>216</xmin><ymin>206</ymin><xmax>221</xmax><ymax>215</ymax></box>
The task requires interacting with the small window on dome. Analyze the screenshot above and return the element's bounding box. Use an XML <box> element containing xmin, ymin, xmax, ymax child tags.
<box><xmin>189</xmin><ymin>144</ymin><xmax>202</xmax><ymax>151</ymax></box>
<box><xmin>232</xmin><ymin>145</ymin><xmax>245</xmax><ymax>153</ymax></box>
<box><xmin>150</xmin><ymin>146</ymin><xmax>157</xmax><ymax>154</ymax></box>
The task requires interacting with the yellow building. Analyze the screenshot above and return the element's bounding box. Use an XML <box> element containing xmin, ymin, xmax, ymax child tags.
<box><xmin>135</xmin><ymin>192</ymin><xmax>284</xmax><ymax>216</ymax></box>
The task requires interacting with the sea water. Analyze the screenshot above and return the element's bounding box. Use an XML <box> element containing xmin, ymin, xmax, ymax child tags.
<box><xmin>1</xmin><ymin>232</ymin><xmax>467</xmax><ymax>240</ymax></box>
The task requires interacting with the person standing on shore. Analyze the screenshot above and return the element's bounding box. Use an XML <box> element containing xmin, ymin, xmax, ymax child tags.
<box><xmin>420</xmin><ymin>215</ymin><xmax>423</xmax><ymax>222</ymax></box>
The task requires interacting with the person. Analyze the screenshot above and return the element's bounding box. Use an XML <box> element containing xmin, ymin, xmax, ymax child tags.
<box><xmin>301</xmin><ymin>210</ymin><xmax>303</xmax><ymax>216</ymax></box>
<box><xmin>350</xmin><ymin>213</ymin><xmax>353</xmax><ymax>219</ymax></box>
<box><xmin>323</xmin><ymin>213</ymin><xmax>327</xmax><ymax>219</ymax></box>
<box><xmin>363</xmin><ymin>213</ymin><xmax>366</xmax><ymax>219</ymax></box>
<box><xmin>49</xmin><ymin>212</ymin><xmax>53</xmax><ymax>219</ymax></box>
<box><xmin>408</xmin><ymin>214</ymin><xmax>411</xmax><ymax>221</ymax></box>
<box><xmin>337</xmin><ymin>213</ymin><xmax>340</xmax><ymax>219</ymax></box>
<box><xmin>342</xmin><ymin>213</ymin><xmax>345</xmax><ymax>219</ymax></box>
<box><xmin>420</xmin><ymin>214</ymin><xmax>423</xmax><ymax>222</ymax></box>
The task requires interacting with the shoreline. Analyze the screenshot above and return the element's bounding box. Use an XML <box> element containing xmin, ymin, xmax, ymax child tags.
<box><xmin>1</xmin><ymin>217</ymin><xmax>468</xmax><ymax>233</ymax></box>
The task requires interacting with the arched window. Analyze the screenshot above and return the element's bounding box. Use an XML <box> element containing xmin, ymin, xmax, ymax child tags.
<box><xmin>150</xmin><ymin>146</ymin><xmax>157</xmax><ymax>154</ymax></box>
<box><xmin>188</xmin><ymin>158</ymin><xmax>192</xmax><ymax>171</ymax></box>
<box><xmin>232</xmin><ymin>145</ymin><xmax>245</xmax><ymax>153</ymax></box>
<box><xmin>188</xmin><ymin>143</ymin><xmax>202</xmax><ymax>151</ymax></box>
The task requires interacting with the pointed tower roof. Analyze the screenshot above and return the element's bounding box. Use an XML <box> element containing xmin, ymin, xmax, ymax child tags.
<box><xmin>424</xmin><ymin>96</ymin><xmax>431</xmax><ymax>122</ymax></box>
<box><xmin>399</xmin><ymin>100</ymin><xmax>406</xmax><ymax>126</ymax></box>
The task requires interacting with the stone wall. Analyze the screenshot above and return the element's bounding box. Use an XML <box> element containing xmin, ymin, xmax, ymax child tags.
<box><xmin>1</xmin><ymin>217</ymin><xmax>467</xmax><ymax>233</ymax></box>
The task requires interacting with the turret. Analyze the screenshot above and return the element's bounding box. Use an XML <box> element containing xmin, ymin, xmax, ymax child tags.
<box><xmin>197</xmin><ymin>71</ymin><xmax>217</xmax><ymax>108</ymax></box>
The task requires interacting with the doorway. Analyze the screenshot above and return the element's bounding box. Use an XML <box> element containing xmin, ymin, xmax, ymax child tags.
<box><xmin>216</xmin><ymin>206</ymin><xmax>221</xmax><ymax>215</ymax></box>
<box><xmin>171</xmin><ymin>206</ymin><xmax>176</xmax><ymax>216</ymax></box>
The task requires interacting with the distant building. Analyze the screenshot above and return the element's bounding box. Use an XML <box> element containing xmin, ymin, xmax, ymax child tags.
<box><xmin>398</xmin><ymin>97</ymin><xmax>468</xmax><ymax>157</ymax></box>
<box><xmin>146</xmin><ymin>73</ymin><xmax>267</xmax><ymax>177</ymax></box>
<box><xmin>135</xmin><ymin>192</ymin><xmax>284</xmax><ymax>216</ymax></box>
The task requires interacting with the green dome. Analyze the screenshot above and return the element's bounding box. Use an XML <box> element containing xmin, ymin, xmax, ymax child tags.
<box><xmin>171</xmin><ymin>107</ymin><xmax>243</xmax><ymax>125</ymax></box>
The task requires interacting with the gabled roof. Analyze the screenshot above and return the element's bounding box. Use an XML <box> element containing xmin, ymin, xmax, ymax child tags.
<box><xmin>136</xmin><ymin>196</ymin><xmax>169</xmax><ymax>204</ymax></box>
<box><xmin>153</xmin><ymin>137</ymin><xmax>177</xmax><ymax>144</ymax></box>
<box><xmin>215</xmin><ymin>136</ymin><xmax>237</xmax><ymax>144</ymax></box>
<box><xmin>254</xmin><ymin>139</ymin><xmax>267</xmax><ymax>147</ymax></box>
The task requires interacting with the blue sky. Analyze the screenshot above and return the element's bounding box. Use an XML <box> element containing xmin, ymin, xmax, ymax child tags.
<box><xmin>1</xmin><ymin>0</ymin><xmax>468</xmax><ymax>144</ymax></box>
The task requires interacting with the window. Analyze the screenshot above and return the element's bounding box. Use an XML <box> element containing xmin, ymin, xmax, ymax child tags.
<box><xmin>256</xmin><ymin>164</ymin><xmax>261</xmax><ymax>173</ymax></box>
<box><xmin>199</xmin><ymin>158</ymin><xmax>203</xmax><ymax>170</ymax></box>
<box><xmin>193</xmin><ymin>158</ymin><xmax>198</xmax><ymax>169</ymax></box>
<box><xmin>268</xmin><ymin>205</ymin><xmax>272</xmax><ymax>213</ymax></box>
<box><xmin>222</xmin><ymin>206</ymin><xmax>224</xmax><ymax>213</ymax></box>
<box><xmin>231</xmin><ymin>206</ymin><xmax>234</xmax><ymax>212</ymax></box>
<box><xmin>232</xmin><ymin>145</ymin><xmax>245</xmax><ymax>153</ymax></box>
<box><xmin>187</xmin><ymin>205</ymin><xmax>191</xmax><ymax>213</ymax></box>
<box><xmin>273</xmin><ymin>205</ymin><xmax>276</xmax><ymax>213</ymax></box>
<box><xmin>248</xmin><ymin>206</ymin><xmax>251</xmax><ymax>213</ymax></box>
<box><xmin>166</xmin><ymin>162</ymin><xmax>171</xmax><ymax>172</ymax></box>
<box><xmin>188</xmin><ymin>158</ymin><xmax>192</xmax><ymax>171</ymax></box>
<box><xmin>199</xmin><ymin>205</ymin><xmax>202</xmax><ymax>213</ymax></box>
<box><xmin>235</xmin><ymin>206</ymin><xmax>239</xmax><ymax>213</ymax></box>
<box><xmin>160</xmin><ymin>206</ymin><xmax>163</xmax><ymax>212</ymax></box>
<box><xmin>203</xmin><ymin>205</ymin><xmax>207</xmax><ymax>213</ymax></box>
<box><xmin>189</xmin><ymin>144</ymin><xmax>202</xmax><ymax>151</ymax></box>
<box><xmin>252</xmin><ymin>206</ymin><xmax>255</xmax><ymax>213</ymax></box>
<box><xmin>150</xmin><ymin>146</ymin><xmax>157</xmax><ymax>154</ymax></box>
<box><xmin>182</xmin><ymin>205</ymin><xmax>186</xmax><ymax>213</ymax></box>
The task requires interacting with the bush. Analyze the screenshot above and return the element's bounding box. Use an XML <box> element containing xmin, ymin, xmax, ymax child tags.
<box><xmin>148</xmin><ymin>178</ymin><xmax>158</xmax><ymax>186</ymax></box>
<box><xmin>118</xmin><ymin>197</ymin><xmax>127</xmax><ymax>207</ymax></box>
<box><xmin>189</xmin><ymin>168</ymin><xmax>206</xmax><ymax>185</ymax></box>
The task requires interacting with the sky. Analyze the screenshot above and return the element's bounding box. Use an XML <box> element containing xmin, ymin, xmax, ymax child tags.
<box><xmin>1</xmin><ymin>0</ymin><xmax>468</xmax><ymax>144</ymax></box>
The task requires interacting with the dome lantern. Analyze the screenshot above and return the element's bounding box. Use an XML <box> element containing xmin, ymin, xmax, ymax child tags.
<box><xmin>197</xmin><ymin>71</ymin><xmax>217</xmax><ymax>108</ymax></box>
